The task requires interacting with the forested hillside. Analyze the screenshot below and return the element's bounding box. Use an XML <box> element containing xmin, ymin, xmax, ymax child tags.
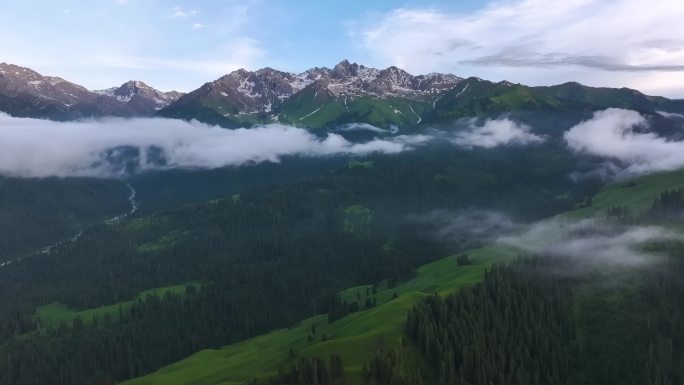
<box><xmin>0</xmin><ymin>142</ymin><xmax>596</xmax><ymax>385</ymax></box>
<box><xmin>124</xmin><ymin>168</ymin><xmax>684</xmax><ymax>385</ymax></box>
<box><xmin>0</xmin><ymin>177</ymin><xmax>129</xmax><ymax>260</ymax></box>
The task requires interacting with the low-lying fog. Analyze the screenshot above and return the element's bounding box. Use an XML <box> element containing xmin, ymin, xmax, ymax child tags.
<box><xmin>0</xmin><ymin>107</ymin><xmax>682</xmax><ymax>178</ymax></box>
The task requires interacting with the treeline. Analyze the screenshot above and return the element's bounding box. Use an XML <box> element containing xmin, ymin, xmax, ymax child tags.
<box><xmin>607</xmin><ymin>188</ymin><xmax>684</xmax><ymax>221</ymax></box>
<box><xmin>407</xmin><ymin>248</ymin><xmax>684</xmax><ymax>385</ymax></box>
<box><xmin>407</xmin><ymin>258</ymin><xmax>580</xmax><ymax>385</ymax></box>
<box><xmin>577</xmin><ymin>241</ymin><xmax>684</xmax><ymax>385</ymax></box>
<box><xmin>258</xmin><ymin>354</ymin><xmax>344</xmax><ymax>385</ymax></box>
<box><xmin>650</xmin><ymin>188</ymin><xmax>684</xmax><ymax>218</ymax></box>
<box><xmin>362</xmin><ymin>343</ymin><xmax>425</xmax><ymax>385</ymax></box>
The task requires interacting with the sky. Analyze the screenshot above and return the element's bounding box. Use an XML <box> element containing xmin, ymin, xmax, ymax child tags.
<box><xmin>1</xmin><ymin>0</ymin><xmax>683</xmax><ymax>97</ymax></box>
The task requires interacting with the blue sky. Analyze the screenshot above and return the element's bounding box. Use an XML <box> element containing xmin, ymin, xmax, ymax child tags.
<box><xmin>2</xmin><ymin>0</ymin><xmax>683</xmax><ymax>97</ymax></box>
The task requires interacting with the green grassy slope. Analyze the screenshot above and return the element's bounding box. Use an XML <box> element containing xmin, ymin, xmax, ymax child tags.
<box><xmin>161</xmin><ymin>75</ymin><xmax>684</xmax><ymax>130</ymax></box>
<box><xmin>567</xmin><ymin>168</ymin><xmax>684</xmax><ymax>219</ymax></box>
<box><xmin>279</xmin><ymin>92</ymin><xmax>430</xmax><ymax>130</ymax></box>
<box><xmin>426</xmin><ymin>78</ymin><xmax>683</xmax><ymax>125</ymax></box>
<box><xmin>36</xmin><ymin>283</ymin><xmax>199</xmax><ymax>328</ymax></box>
<box><xmin>122</xmin><ymin>245</ymin><xmax>518</xmax><ymax>385</ymax></box>
<box><xmin>426</xmin><ymin>78</ymin><xmax>573</xmax><ymax>122</ymax></box>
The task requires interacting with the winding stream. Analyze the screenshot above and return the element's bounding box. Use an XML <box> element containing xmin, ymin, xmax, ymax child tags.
<box><xmin>0</xmin><ymin>182</ymin><xmax>138</xmax><ymax>269</ymax></box>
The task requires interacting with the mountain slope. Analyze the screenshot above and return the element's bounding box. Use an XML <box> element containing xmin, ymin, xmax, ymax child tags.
<box><xmin>2</xmin><ymin>61</ymin><xmax>683</xmax><ymax>128</ymax></box>
<box><xmin>160</xmin><ymin>60</ymin><xmax>461</xmax><ymax>129</ymax></box>
<box><xmin>426</xmin><ymin>77</ymin><xmax>684</xmax><ymax>124</ymax></box>
<box><xmin>0</xmin><ymin>63</ymin><xmax>182</xmax><ymax>119</ymax></box>
<box><xmin>122</xmin><ymin>167</ymin><xmax>684</xmax><ymax>385</ymax></box>
<box><xmin>0</xmin><ymin>63</ymin><xmax>138</xmax><ymax>119</ymax></box>
<box><xmin>121</xmin><ymin>245</ymin><xmax>517</xmax><ymax>385</ymax></box>
<box><xmin>96</xmin><ymin>80</ymin><xmax>183</xmax><ymax>114</ymax></box>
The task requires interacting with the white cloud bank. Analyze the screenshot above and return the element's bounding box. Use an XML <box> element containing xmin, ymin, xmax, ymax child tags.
<box><xmin>0</xmin><ymin>114</ymin><xmax>430</xmax><ymax>178</ymax></box>
<box><xmin>358</xmin><ymin>0</ymin><xmax>684</xmax><ymax>97</ymax></box>
<box><xmin>564</xmin><ymin>108</ymin><xmax>684</xmax><ymax>175</ymax></box>
<box><xmin>453</xmin><ymin>118</ymin><xmax>543</xmax><ymax>148</ymax></box>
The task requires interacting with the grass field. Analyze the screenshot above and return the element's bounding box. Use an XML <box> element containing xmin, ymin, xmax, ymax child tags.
<box><xmin>279</xmin><ymin>93</ymin><xmax>430</xmax><ymax>130</ymax></box>
<box><xmin>122</xmin><ymin>245</ymin><xmax>518</xmax><ymax>385</ymax></box>
<box><xmin>568</xmin><ymin>168</ymin><xmax>684</xmax><ymax>219</ymax></box>
<box><xmin>36</xmin><ymin>282</ymin><xmax>199</xmax><ymax>328</ymax></box>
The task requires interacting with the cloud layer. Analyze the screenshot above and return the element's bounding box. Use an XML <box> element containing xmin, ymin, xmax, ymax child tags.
<box><xmin>453</xmin><ymin>118</ymin><xmax>543</xmax><ymax>148</ymax></box>
<box><xmin>564</xmin><ymin>108</ymin><xmax>684</xmax><ymax>175</ymax></box>
<box><xmin>0</xmin><ymin>114</ymin><xmax>549</xmax><ymax>178</ymax></box>
<box><xmin>0</xmin><ymin>114</ymin><xmax>429</xmax><ymax>178</ymax></box>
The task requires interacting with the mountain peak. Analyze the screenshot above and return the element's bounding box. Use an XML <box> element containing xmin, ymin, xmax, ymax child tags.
<box><xmin>122</xmin><ymin>80</ymin><xmax>149</xmax><ymax>88</ymax></box>
<box><xmin>333</xmin><ymin>59</ymin><xmax>361</xmax><ymax>78</ymax></box>
<box><xmin>336</xmin><ymin>59</ymin><xmax>351</xmax><ymax>67</ymax></box>
<box><xmin>95</xmin><ymin>80</ymin><xmax>182</xmax><ymax>110</ymax></box>
<box><xmin>230</xmin><ymin>68</ymin><xmax>250</xmax><ymax>77</ymax></box>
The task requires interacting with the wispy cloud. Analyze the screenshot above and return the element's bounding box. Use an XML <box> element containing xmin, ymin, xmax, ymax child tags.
<box><xmin>171</xmin><ymin>6</ymin><xmax>195</xmax><ymax>19</ymax></box>
<box><xmin>0</xmin><ymin>1</ymin><xmax>263</xmax><ymax>91</ymax></box>
<box><xmin>357</xmin><ymin>0</ymin><xmax>684</xmax><ymax>97</ymax></box>
<box><xmin>499</xmin><ymin>218</ymin><xmax>682</xmax><ymax>266</ymax></box>
<box><xmin>360</xmin><ymin>0</ymin><xmax>684</xmax><ymax>73</ymax></box>
<box><xmin>409</xmin><ymin>210</ymin><xmax>521</xmax><ymax>244</ymax></box>
<box><xmin>657</xmin><ymin>111</ymin><xmax>684</xmax><ymax>119</ymax></box>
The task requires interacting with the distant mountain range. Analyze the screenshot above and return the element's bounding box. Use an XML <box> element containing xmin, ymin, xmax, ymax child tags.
<box><xmin>0</xmin><ymin>63</ymin><xmax>183</xmax><ymax>120</ymax></box>
<box><xmin>1</xmin><ymin>60</ymin><xmax>683</xmax><ymax>128</ymax></box>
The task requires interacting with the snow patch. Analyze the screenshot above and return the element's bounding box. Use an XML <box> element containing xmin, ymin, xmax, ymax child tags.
<box><xmin>409</xmin><ymin>105</ymin><xmax>422</xmax><ymax>124</ymax></box>
<box><xmin>454</xmin><ymin>83</ymin><xmax>469</xmax><ymax>98</ymax></box>
<box><xmin>300</xmin><ymin>107</ymin><xmax>321</xmax><ymax>120</ymax></box>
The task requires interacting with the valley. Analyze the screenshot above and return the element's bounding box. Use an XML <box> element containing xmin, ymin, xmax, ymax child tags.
<box><xmin>1</xmin><ymin>56</ymin><xmax>683</xmax><ymax>385</ymax></box>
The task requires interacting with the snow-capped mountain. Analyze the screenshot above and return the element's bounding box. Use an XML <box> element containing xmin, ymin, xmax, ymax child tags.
<box><xmin>160</xmin><ymin>60</ymin><xmax>463</xmax><ymax>127</ymax></box>
<box><xmin>0</xmin><ymin>63</ymin><xmax>96</xmax><ymax>106</ymax></box>
<box><xmin>286</xmin><ymin>60</ymin><xmax>462</xmax><ymax>100</ymax></box>
<box><xmin>308</xmin><ymin>60</ymin><xmax>462</xmax><ymax>98</ymax></box>
<box><xmin>96</xmin><ymin>81</ymin><xmax>183</xmax><ymax>111</ymax></box>
<box><xmin>0</xmin><ymin>63</ymin><xmax>182</xmax><ymax>119</ymax></box>
<box><xmin>167</xmin><ymin>67</ymin><xmax>303</xmax><ymax>117</ymax></box>
<box><xmin>0</xmin><ymin>63</ymin><xmax>141</xmax><ymax>119</ymax></box>
<box><xmin>3</xmin><ymin>60</ymin><xmax>682</xmax><ymax>130</ymax></box>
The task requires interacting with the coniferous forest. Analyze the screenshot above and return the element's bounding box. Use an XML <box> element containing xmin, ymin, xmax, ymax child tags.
<box><xmin>405</xmin><ymin>250</ymin><xmax>684</xmax><ymax>385</ymax></box>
